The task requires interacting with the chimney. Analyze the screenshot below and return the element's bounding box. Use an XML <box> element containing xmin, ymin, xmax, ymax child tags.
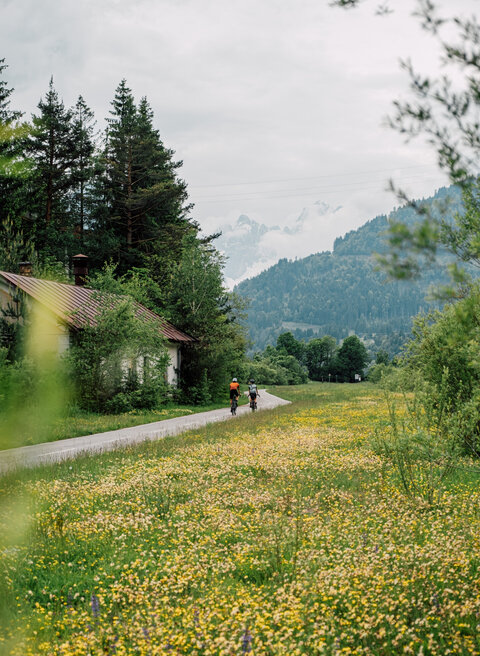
<box><xmin>72</xmin><ymin>254</ymin><xmax>88</xmax><ymax>286</ymax></box>
<box><xmin>19</xmin><ymin>261</ymin><xmax>33</xmax><ymax>277</ymax></box>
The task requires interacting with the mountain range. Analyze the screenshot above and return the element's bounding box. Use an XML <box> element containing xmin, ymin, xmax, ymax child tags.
<box><xmin>214</xmin><ymin>201</ymin><xmax>344</xmax><ymax>287</ymax></box>
<box><xmin>233</xmin><ymin>186</ymin><xmax>464</xmax><ymax>353</ymax></box>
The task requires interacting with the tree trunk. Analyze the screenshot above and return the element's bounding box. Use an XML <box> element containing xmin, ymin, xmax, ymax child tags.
<box><xmin>127</xmin><ymin>140</ymin><xmax>133</xmax><ymax>247</ymax></box>
<box><xmin>45</xmin><ymin>126</ymin><xmax>55</xmax><ymax>225</ymax></box>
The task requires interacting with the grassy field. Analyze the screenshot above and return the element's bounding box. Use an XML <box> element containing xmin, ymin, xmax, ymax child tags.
<box><xmin>1</xmin><ymin>382</ymin><xmax>480</xmax><ymax>655</ymax></box>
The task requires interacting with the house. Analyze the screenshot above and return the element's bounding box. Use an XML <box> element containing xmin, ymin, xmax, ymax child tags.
<box><xmin>0</xmin><ymin>257</ymin><xmax>195</xmax><ymax>385</ymax></box>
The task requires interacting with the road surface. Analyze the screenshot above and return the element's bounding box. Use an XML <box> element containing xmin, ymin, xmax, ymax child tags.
<box><xmin>0</xmin><ymin>390</ymin><xmax>290</xmax><ymax>474</ymax></box>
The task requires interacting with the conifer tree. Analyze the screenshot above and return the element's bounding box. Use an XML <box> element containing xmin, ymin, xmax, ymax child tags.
<box><xmin>27</xmin><ymin>78</ymin><xmax>76</xmax><ymax>262</ymax></box>
<box><xmin>103</xmin><ymin>79</ymin><xmax>138</xmax><ymax>266</ymax></box>
<box><xmin>70</xmin><ymin>95</ymin><xmax>97</xmax><ymax>243</ymax></box>
<box><xmin>0</xmin><ymin>58</ymin><xmax>21</xmax><ymax>123</ymax></box>
<box><xmin>102</xmin><ymin>80</ymin><xmax>192</xmax><ymax>274</ymax></box>
<box><xmin>0</xmin><ymin>216</ymin><xmax>33</xmax><ymax>272</ymax></box>
<box><xmin>0</xmin><ymin>58</ymin><xmax>26</xmax><ymax>225</ymax></box>
<box><xmin>133</xmin><ymin>97</ymin><xmax>190</xmax><ymax>258</ymax></box>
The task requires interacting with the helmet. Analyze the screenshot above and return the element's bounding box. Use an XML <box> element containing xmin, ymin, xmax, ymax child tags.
<box><xmin>232</xmin><ymin>378</ymin><xmax>237</xmax><ymax>382</ymax></box>
<box><xmin>250</xmin><ymin>379</ymin><xmax>255</xmax><ymax>383</ymax></box>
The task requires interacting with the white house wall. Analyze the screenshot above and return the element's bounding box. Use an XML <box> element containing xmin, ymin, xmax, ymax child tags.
<box><xmin>120</xmin><ymin>346</ymin><xmax>180</xmax><ymax>386</ymax></box>
<box><xmin>167</xmin><ymin>344</ymin><xmax>180</xmax><ymax>385</ymax></box>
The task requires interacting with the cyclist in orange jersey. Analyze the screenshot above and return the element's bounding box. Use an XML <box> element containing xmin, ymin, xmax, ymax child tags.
<box><xmin>229</xmin><ymin>377</ymin><xmax>240</xmax><ymax>403</ymax></box>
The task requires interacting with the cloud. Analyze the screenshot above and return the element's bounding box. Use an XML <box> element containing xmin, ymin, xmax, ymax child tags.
<box><xmin>0</xmin><ymin>0</ymin><xmax>471</xmax><ymax>265</ymax></box>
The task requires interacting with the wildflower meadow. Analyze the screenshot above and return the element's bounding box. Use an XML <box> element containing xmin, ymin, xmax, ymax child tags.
<box><xmin>1</xmin><ymin>383</ymin><xmax>480</xmax><ymax>655</ymax></box>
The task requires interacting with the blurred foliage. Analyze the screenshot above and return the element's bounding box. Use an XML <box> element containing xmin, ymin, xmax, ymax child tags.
<box><xmin>0</xmin><ymin>296</ymin><xmax>71</xmax><ymax>450</ymax></box>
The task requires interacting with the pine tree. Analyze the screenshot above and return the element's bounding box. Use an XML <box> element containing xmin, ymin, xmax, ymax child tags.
<box><xmin>69</xmin><ymin>95</ymin><xmax>97</xmax><ymax>243</ymax></box>
<box><xmin>103</xmin><ymin>79</ymin><xmax>138</xmax><ymax>266</ymax></box>
<box><xmin>132</xmin><ymin>97</ymin><xmax>190</xmax><ymax>257</ymax></box>
<box><xmin>0</xmin><ymin>58</ymin><xmax>27</xmax><ymax>225</ymax></box>
<box><xmin>0</xmin><ymin>58</ymin><xmax>21</xmax><ymax>123</ymax></box>
<box><xmin>101</xmin><ymin>81</ymin><xmax>192</xmax><ymax>274</ymax></box>
<box><xmin>0</xmin><ymin>216</ymin><xmax>33</xmax><ymax>272</ymax></box>
<box><xmin>27</xmin><ymin>78</ymin><xmax>76</xmax><ymax>261</ymax></box>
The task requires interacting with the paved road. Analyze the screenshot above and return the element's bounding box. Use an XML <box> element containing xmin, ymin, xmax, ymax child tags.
<box><xmin>0</xmin><ymin>390</ymin><xmax>290</xmax><ymax>474</ymax></box>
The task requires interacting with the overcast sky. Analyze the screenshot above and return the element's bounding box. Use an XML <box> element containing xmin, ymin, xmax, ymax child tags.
<box><xmin>1</xmin><ymin>0</ymin><xmax>477</xmax><ymax>265</ymax></box>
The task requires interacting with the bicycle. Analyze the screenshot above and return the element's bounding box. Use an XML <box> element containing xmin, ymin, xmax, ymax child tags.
<box><xmin>231</xmin><ymin>395</ymin><xmax>238</xmax><ymax>415</ymax></box>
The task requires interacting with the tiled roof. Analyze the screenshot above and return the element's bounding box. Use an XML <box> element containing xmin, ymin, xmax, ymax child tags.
<box><xmin>0</xmin><ymin>271</ymin><xmax>196</xmax><ymax>343</ymax></box>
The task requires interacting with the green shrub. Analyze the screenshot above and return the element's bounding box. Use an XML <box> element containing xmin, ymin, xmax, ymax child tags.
<box><xmin>374</xmin><ymin>379</ymin><xmax>462</xmax><ymax>505</ymax></box>
<box><xmin>367</xmin><ymin>363</ymin><xmax>388</xmax><ymax>383</ymax></box>
<box><xmin>399</xmin><ymin>286</ymin><xmax>480</xmax><ymax>453</ymax></box>
<box><xmin>104</xmin><ymin>392</ymin><xmax>133</xmax><ymax>414</ymax></box>
<box><xmin>135</xmin><ymin>380</ymin><xmax>167</xmax><ymax>410</ymax></box>
<box><xmin>245</xmin><ymin>355</ymin><xmax>308</xmax><ymax>386</ymax></box>
<box><xmin>188</xmin><ymin>370</ymin><xmax>212</xmax><ymax>405</ymax></box>
<box><xmin>255</xmin><ymin>361</ymin><xmax>288</xmax><ymax>385</ymax></box>
<box><xmin>66</xmin><ymin>296</ymin><xmax>169</xmax><ymax>412</ymax></box>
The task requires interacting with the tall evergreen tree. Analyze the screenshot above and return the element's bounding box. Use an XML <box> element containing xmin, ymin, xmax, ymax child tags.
<box><xmin>101</xmin><ymin>80</ymin><xmax>192</xmax><ymax>274</ymax></box>
<box><xmin>69</xmin><ymin>95</ymin><xmax>97</xmax><ymax>244</ymax></box>
<box><xmin>0</xmin><ymin>58</ymin><xmax>21</xmax><ymax>123</ymax></box>
<box><xmin>0</xmin><ymin>58</ymin><xmax>27</xmax><ymax>226</ymax></box>
<box><xmin>103</xmin><ymin>79</ymin><xmax>138</xmax><ymax>267</ymax></box>
<box><xmin>27</xmin><ymin>78</ymin><xmax>76</xmax><ymax>261</ymax></box>
<box><xmin>0</xmin><ymin>216</ymin><xmax>33</xmax><ymax>273</ymax></box>
<box><xmin>133</xmin><ymin>97</ymin><xmax>191</xmax><ymax>257</ymax></box>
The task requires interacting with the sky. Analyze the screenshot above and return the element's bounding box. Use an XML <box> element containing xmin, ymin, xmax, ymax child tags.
<box><xmin>1</xmin><ymin>0</ymin><xmax>477</xmax><ymax>274</ymax></box>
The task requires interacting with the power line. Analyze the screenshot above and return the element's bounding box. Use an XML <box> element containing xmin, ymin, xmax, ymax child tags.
<box><xmin>193</xmin><ymin>173</ymin><xmax>435</xmax><ymax>200</ymax></box>
<box><xmin>188</xmin><ymin>164</ymin><xmax>439</xmax><ymax>190</ymax></box>
<box><xmin>192</xmin><ymin>174</ymin><xmax>444</xmax><ymax>204</ymax></box>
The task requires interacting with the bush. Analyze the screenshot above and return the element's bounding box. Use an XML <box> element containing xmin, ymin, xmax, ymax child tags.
<box><xmin>188</xmin><ymin>370</ymin><xmax>212</xmax><ymax>406</ymax></box>
<box><xmin>276</xmin><ymin>354</ymin><xmax>308</xmax><ymax>384</ymax></box>
<box><xmin>66</xmin><ymin>297</ymin><xmax>169</xmax><ymax>412</ymax></box>
<box><xmin>399</xmin><ymin>286</ymin><xmax>480</xmax><ymax>453</ymax></box>
<box><xmin>246</xmin><ymin>359</ymin><xmax>288</xmax><ymax>386</ymax></box>
<box><xmin>374</xmin><ymin>380</ymin><xmax>462</xmax><ymax>505</ymax></box>
<box><xmin>245</xmin><ymin>353</ymin><xmax>308</xmax><ymax>386</ymax></box>
<box><xmin>135</xmin><ymin>380</ymin><xmax>167</xmax><ymax>410</ymax></box>
<box><xmin>104</xmin><ymin>392</ymin><xmax>133</xmax><ymax>414</ymax></box>
<box><xmin>367</xmin><ymin>363</ymin><xmax>387</xmax><ymax>383</ymax></box>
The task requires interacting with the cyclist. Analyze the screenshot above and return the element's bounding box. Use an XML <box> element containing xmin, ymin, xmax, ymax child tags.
<box><xmin>229</xmin><ymin>377</ymin><xmax>240</xmax><ymax>414</ymax></box>
<box><xmin>248</xmin><ymin>379</ymin><xmax>259</xmax><ymax>410</ymax></box>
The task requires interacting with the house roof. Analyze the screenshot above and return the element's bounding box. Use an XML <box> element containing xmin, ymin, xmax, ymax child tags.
<box><xmin>0</xmin><ymin>271</ymin><xmax>196</xmax><ymax>343</ymax></box>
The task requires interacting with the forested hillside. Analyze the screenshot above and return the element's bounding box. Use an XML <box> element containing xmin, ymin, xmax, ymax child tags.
<box><xmin>236</xmin><ymin>186</ymin><xmax>463</xmax><ymax>353</ymax></box>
